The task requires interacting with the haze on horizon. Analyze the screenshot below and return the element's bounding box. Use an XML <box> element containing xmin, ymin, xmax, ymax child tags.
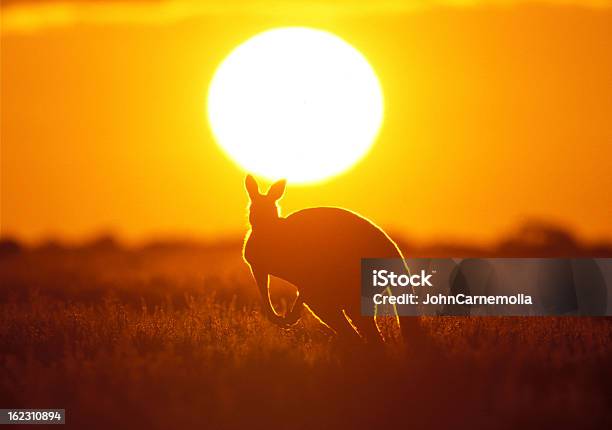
<box><xmin>1</xmin><ymin>0</ymin><xmax>611</xmax><ymax>245</ymax></box>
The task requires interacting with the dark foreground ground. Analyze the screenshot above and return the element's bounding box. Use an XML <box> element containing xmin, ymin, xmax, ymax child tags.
<box><xmin>0</xmin><ymin>227</ymin><xmax>610</xmax><ymax>429</ymax></box>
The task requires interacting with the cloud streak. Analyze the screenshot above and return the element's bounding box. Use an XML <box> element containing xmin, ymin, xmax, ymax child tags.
<box><xmin>2</xmin><ymin>0</ymin><xmax>610</xmax><ymax>33</ymax></box>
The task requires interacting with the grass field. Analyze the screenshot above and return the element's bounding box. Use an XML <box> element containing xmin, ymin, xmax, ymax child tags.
<box><xmin>0</xmin><ymin>237</ymin><xmax>610</xmax><ymax>429</ymax></box>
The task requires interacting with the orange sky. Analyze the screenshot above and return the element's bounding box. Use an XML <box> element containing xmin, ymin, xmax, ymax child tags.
<box><xmin>2</xmin><ymin>1</ymin><xmax>611</xmax><ymax>245</ymax></box>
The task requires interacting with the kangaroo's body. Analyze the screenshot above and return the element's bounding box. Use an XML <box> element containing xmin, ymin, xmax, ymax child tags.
<box><xmin>242</xmin><ymin>175</ymin><xmax>419</xmax><ymax>343</ymax></box>
<box><xmin>245</xmin><ymin>207</ymin><xmax>402</xmax><ymax>329</ymax></box>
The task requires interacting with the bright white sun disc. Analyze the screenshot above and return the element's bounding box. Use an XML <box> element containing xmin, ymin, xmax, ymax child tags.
<box><xmin>207</xmin><ymin>27</ymin><xmax>384</xmax><ymax>184</ymax></box>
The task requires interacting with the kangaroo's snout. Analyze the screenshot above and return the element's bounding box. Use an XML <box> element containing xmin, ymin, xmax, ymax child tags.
<box><xmin>244</xmin><ymin>174</ymin><xmax>286</xmax><ymax>228</ymax></box>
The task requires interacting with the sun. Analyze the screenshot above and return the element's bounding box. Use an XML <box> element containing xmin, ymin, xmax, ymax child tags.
<box><xmin>207</xmin><ymin>27</ymin><xmax>384</xmax><ymax>184</ymax></box>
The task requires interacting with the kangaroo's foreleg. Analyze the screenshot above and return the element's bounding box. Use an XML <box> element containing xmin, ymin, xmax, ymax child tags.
<box><xmin>252</xmin><ymin>268</ymin><xmax>286</xmax><ymax>327</ymax></box>
<box><xmin>283</xmin><ymin>294</ymin><xmax>304</xmax><ymax>326</ymax></box>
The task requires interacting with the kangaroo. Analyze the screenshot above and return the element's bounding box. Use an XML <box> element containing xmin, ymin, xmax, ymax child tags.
<box><xmin>242</xmin><ymin>174</ymin><xmax>424</xmax><ymax>344</ymax></box>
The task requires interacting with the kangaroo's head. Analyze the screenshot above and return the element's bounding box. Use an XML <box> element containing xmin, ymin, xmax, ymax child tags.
<box><xmin>244</xmin><ymin>174</ymin><xmax>286</xmax><ymax>229</ymax></box>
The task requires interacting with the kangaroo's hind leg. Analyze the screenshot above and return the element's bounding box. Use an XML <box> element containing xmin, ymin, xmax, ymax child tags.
<box><xmin>349</xmin><ymin>314</ymin><xmax>384</xmax><ymax>345</ymax></box>
<box><xmin>307</xmin><ymin>303</ymin><xmax>361</xmax><ymax>341</ymax></box>
<box><xmin>341</xmin><ymin>294</ymin><xmax>385</xmax><ymax>344</ymax></box>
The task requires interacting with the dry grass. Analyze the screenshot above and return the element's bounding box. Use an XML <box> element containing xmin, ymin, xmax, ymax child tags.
<box><xmin>0</xmin><ymin>245</ymin><xmax>610</xmax><ymax>429</ymax></box>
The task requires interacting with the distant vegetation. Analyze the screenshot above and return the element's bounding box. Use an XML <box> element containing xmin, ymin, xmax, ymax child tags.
<box><xmin>0</xmin><ymin>221</ymin><xmax>610</xmax><ymax>428</ymax></box>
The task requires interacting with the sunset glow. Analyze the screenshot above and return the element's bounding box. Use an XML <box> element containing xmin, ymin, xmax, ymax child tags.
<box><xmin>2</xmin><ymin>1</ymin><xmax>611</xmax><ymax>244</ymax></box>
<box><xmin>207</xmin><ymin>27</ymin><xmax>384</xmax><ymax>183</ymax></box>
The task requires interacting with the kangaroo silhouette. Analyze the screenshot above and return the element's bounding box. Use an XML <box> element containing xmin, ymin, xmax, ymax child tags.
<box><xmin>242</xmin><ymin>174</ymin><xmax>424</xmax><ymax>344</ymax></box>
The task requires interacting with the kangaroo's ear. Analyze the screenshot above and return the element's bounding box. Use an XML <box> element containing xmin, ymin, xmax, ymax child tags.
<box><xmin>267</xmin><ymin>179</ymin><xmax>286</xmax><ymax>201</ymax></box>
<box><xmin>245</xmin><ymin>174</ymin><xmax>260</xmax><ymax>200</ymax></box>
